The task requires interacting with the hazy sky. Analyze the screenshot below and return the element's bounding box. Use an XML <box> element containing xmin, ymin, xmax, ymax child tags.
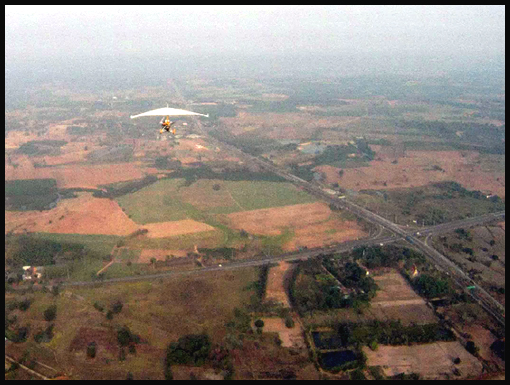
<box><xmin>5</xmin><ymin>5</ymin><xmax>505</xmax><ymax>79</ymax></box>
<box><xmin>6</xmin><ymin>5</ymin><xmax>505</xmax><ymax>57</ymax></box>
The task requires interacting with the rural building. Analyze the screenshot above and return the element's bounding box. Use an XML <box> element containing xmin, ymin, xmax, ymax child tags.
<box><xmin>21</xmin><ymin>266</ymin><xmax>43</xmax><ymax>281</ymax></box>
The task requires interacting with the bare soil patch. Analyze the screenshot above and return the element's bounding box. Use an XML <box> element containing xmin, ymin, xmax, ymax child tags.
<box><xmin>368</xmin><ymin>271</ymin><xmax>437</xmax><ymax>325</ymax></box>
<box><xmin>6</xmin><ymin>162</ymin><xmax>145</xmax><ymax>189</ymax></box>
<box><xmin>317</xmin><ymin>149</ymin><xmax>505</xmax><ymax>197</ymax></box>
<box><xmin>69</xmin><ymin>327</ymin><xmax>120</xmax><ymax>359</ymax></box>
<box><xmin>265</xmin><ymin>262</ymin><xmax>295</xmax><ymax>307</ymax></box>
<box><xmin>142</xmin><ymin>219</ymin><xmax>216</xmax><ymax>238</ymax></box>
<box><xmin>363</xmin><ymin>341</ymin><xmax>483</xmax><ymax>379</ymax></box>
<box><xmin>5</xmin><ymin>192</ymin><xmax>139</xmax><ymax>235</ymax></box>
<box><xmin>226</xmin><ymin>202</ymin><xmax>366</xmax><ymax>251</ymax></box>
<box><xmin>285</xmin><ymin>218</ymin><xmax>365</xmax><ymax>251</ymax></box>
<box><xmin>259</xmin><ymin>317</ymin><xmax>306</xmax><ymax>349</ymax></box>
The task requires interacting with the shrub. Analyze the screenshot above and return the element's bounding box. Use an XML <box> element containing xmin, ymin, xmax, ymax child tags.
<box><xmin>18</xmin><ymin>298</ymin><xmax>32</xmax><ymax>311</ymax></box>
<box><xmin>284</xmin><ymin>316</ymin><xmax>295</xmax><ymax>328</ymax></box>
<box><xmin>44</xmin><ymin>305</ymin><xmax>57</xmax><ymax>321</ymax></box>
<box><xmin>111</xmin><ymin>300</ymin><xmax>123</xmax><ymax>314</ymax></box>
<box><xmin>466</xmin><ymin>341</ymin><xmax>479</xmax><ymax>356</ymax></box>
<box><xmin>87</xmin><ymin>342</ymin><xmax>97</xmax><ymax>358</ymax></box>
<box><xmin>254</xmin><ymin>319</ymin><xmax>265</xmax><ymax>328</ymax></box>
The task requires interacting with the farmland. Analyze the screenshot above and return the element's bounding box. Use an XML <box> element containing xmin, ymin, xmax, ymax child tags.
<box><xmin>363</xmin><ymin>341</ymin><xmax>483</xmax><ymax>380</ymax></box>
<box><xmin>4</xmin><ymin>71</ymin><xmax>505</xmax><ymax>380</ymax></box>
<box><xmin>366</xmin><ymin>270</ymin><xmax>438</xmax><ymax>325</ymax></box>
<box><xmin>116</xmin><ymin>178</ymin><xmax>317</xmax><ymax>224</ymax></box>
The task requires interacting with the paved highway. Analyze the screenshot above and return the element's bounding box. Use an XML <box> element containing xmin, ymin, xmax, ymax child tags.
<box><xmin>170</xmin><ymin>82</ymin><xmax>506</xmax><ymax>325</ymax></box>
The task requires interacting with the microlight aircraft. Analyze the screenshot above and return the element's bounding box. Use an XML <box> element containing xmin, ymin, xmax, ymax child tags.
<box><xmin>130</xmin><ymin>106</ymin><xmax>209</xmax><ymax>134</ymax></box>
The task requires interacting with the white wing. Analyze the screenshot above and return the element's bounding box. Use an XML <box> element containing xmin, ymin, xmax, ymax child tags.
<box><xmin>130</xmin><ymin>107</ymin><xmax>209</xmax><ymax>119</ymax></box>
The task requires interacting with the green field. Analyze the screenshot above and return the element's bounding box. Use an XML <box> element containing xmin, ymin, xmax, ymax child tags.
<box><xmin>222</xmin><ymin>180</ymin><xmax>316</xmax><ymax>211</ymax></box>
<box><xmin>116</xmin><ymin>178</ymin><xmax>316</xmax><ymax>224</ymax></box>
<box><xmin>30</xmin><ymin>233</ymin><xmax>121</xmax><ymax>257</ymax></box>
<box><xmin>5</xmin><ymin>178</ymin><xmax>59</xmax><ymax>211</ymax></box>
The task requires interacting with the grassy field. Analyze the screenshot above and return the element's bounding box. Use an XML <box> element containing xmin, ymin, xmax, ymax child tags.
<box><xmin>5</xmin><ymin>267</ymin><xmax>259</xmax><ymax>380</ymax></box>
<box><xmin>115</xmin><ymin>179</ymin><xmax>189</xmax><ymax>224</ymax></box>
<box><xmin>352</xmin><ymin>182</ymin><xmax>505</xmax><ymax>227</ymax></box>
<box><xmin>30</xmin><ymin>233</ymin><xmax>121</xmax><ymax>257</ymax></box>
<box><xmin>116</xmin><ymin>178</ymin><xmax>316</xmax><ymax>224</ymax></box>
<box><xmin>430</xmin><ymin>224</ymin><xmax>505</xmax><ymax>305</ymax></box>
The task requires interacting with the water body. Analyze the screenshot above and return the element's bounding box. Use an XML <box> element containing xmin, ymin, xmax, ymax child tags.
<box><xmin>320</xmin><ymin>350</ymin><xmax>357</xmax><ymax>370</ymax></box>
<box><xmin>312</xmin><ymin>332</ymin><xmax>345</xmax><ymax>350</ymax></box>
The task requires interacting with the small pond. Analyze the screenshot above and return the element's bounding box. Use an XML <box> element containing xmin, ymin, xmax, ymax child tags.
<box><xmin>319</xmin><ymin>350</ymin><xmax>358</xmax><ymax>370</ymax></box>
<box><xmin>312</xmin><ymin>332</ymin><xmax>345</xmax><ymax>350</ymax></box>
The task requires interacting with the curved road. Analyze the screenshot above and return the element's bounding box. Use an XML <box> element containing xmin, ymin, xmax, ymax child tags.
<box><xmin>170</xmin><ymin>85</ymin><xmax>505</xmax><ymax>326</ymax></box>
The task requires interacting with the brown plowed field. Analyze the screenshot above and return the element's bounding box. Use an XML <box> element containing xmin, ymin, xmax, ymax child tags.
<box><xmin>142</xmin><ymin>220</ymin><xmax>216</xmax><ymax>238</ymax></box>
<box><xmin>226</xmin><ymin>202</ymin><xmax>366</xmax><ymax>251</ymax></box>
<box><xmin>5</xmin><ymin>162</ymin><xmax>145</xmax><ymax>189</ymax></box>
<box><xmin>368</xmin><ymin>271</ymin><xmax>438</xmax><ymax>325</ymax></box>
<box><xmin>363</xmin><ymin>341</ymin><xmax>483</xmax><ymax>379</ymax></box>
<box><xmin>316</xmin><ymin>149</ymin><xmax>505</xmax><ymax>197</ymax></box>
<box><xmin>5</xmin><ymin>193</ymin><xmax>139</xmax><ymax>235</ymax></box>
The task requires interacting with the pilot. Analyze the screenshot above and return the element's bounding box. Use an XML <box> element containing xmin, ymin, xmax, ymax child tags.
<box><xmin>160</xmin><ymin>116</ymin><xmax>173</xmax><ymax>133</ymax></box>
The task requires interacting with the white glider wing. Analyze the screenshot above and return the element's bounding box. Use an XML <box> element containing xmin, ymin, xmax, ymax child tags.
<box><xmin>130</xmin><ymin>107</ymin><xmax>209</xmax><ymax>119</ymax></box>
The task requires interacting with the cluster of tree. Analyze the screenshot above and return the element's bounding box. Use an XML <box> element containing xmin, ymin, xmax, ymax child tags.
<box><xmin>454</xmin><ymin>228</ymin><xmax>472</xmax><ymax>241</ymax></box>
<box><xmin>288</xmin><ymin>164</ymin><xmax>315</xmax><ymax>182</ymax></box>
<box><xmin>153</xmin><ymin>156</ymin><xmax>182</xmax><ymax>170</ymax></box>
<box><xmin>17</xmin><ymin>140</ymin><xmax>67</xmax><ymax>156</ymax></box>
<box><xmin>5</xmin><ymin>326</ymin><xmax>30</xmax><ymax>343</ymax></box>
<box><xmin>106</xmin><ymin>300</ymin><xmax>124</xmax><ymax>320</ymax></box>
<box><xmin>165</xmin><ymin>333</ymin><xmax>234</xmax><ymax>380</ymax></box>
<box><xmin>44</xmin><ymin>304</ymin><xmax>57</xmax><ymax>321</ymax></box>
<box><xmin>435</xmin><ymin>181</ymin><xmax>503</xmax><ymax>205</ymax></box>
<box><xmin>117</xmin><ymin>325</ymin><xmax>141</xmax><ymax>348</ymax></box>
<box><xmin>323</xmin><ymin>260</ymin><xmax>378</xmax><ymax>301</ymax></box>
<box><xmin>5</xmin><ymin>178</ymin><xmax>59</xmax><ymax>211</ymax></box>
<box><xmin>411</xmin><ymin>274</ymin><xmax>453</xmax><ymax>299</ymax></box>
<box><xmin>244</xmin><ymin>264</ymin><xmax>271</xmax><ymax>312</ymax></box>
<box><xmin>5</xmin><ymin>234</ymin><xmax>85</xmax><ymax>267</ymax></box>
<box><xmin>352</xmin><ymin>245</ymin><xmax>426</xmax><ymax>270</ymax></box>
<box><xmin>34</xmin><ymin>324</ymin><xmax>54</xmax><ymax>343</ymax></box>
<box><xmin>93</xmin><ymin>175</ymin><xmax>158</xmax><ymax>198</ymax></box>
<box><xmin>289</xmin><ymin>259</ymin><xmax>372</xmax><ymax>314</ymax></box>
<box><xmin>166</xmin><ymin>334</ymin><xmax>212</xmax><ymax>367</ymax></box>
<box><xmin>6</xmin><ymin>298</ymin><xmax>32</xmax><ymax>313</ymax></box>
<box><xmin>198</xmin><ymin>247</ymin><xmax>237</xmax><ymax>260</ymax></box>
